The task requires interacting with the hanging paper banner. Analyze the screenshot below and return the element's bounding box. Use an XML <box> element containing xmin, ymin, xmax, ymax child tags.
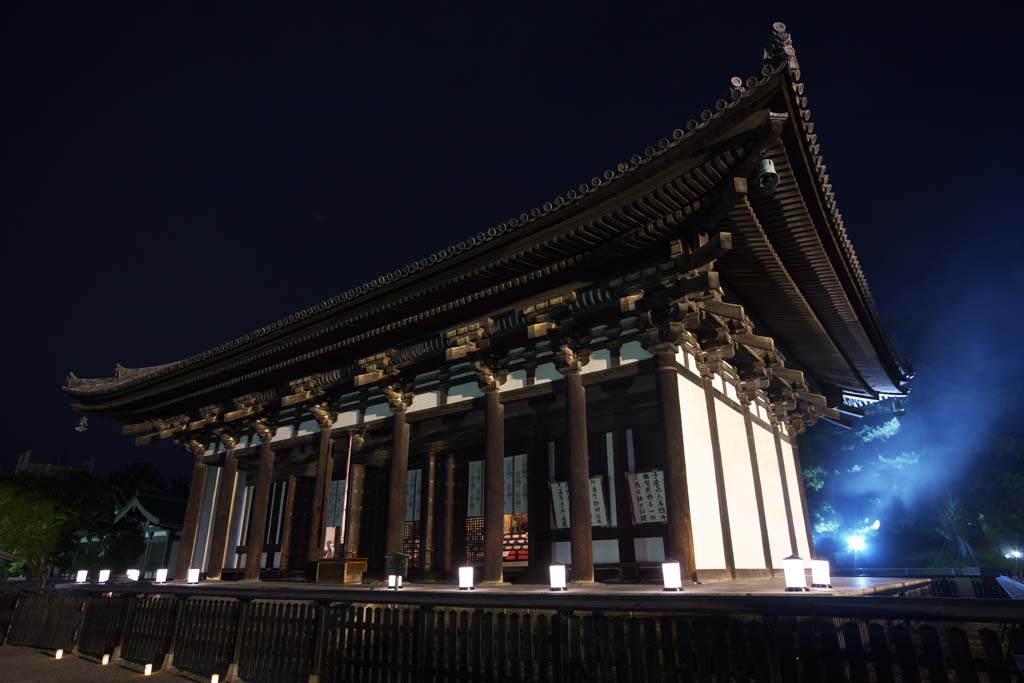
<box><xmin>589</xmin><ymin>476</ymin><xmax>609</xmax><ymax>527</ymax></box>
<box><xmin>327</xmin><ymin>480</ymin><xmax>345</xmax><ymax>527</ymax></box>
<box><xmin>549</xmin><ymin>481</ymin><xmax>571</xmax><ymax>529</ymax></box>
<box><xmin>467</xmin><ymin>461</ymin><xmax>483</xmax><ymax>517</ymax></box>
<box><xmin>513</xmin><ymin>454</ymin><xmax>528</xmax><ymax>514</ymax></box>
<box><xmin>626</xmin><ymin>470</ymin><xmax>668</xmax><ymax>524</ymax></box>
<box><xmin>504</xmin><ymin>455</ymin><xmax>515</xmax><ymax>513</ymax></box>
<box><xmin>405</xmin><ymin>469</ymin><xmax>422</xmax><ymax>522</ymax></box>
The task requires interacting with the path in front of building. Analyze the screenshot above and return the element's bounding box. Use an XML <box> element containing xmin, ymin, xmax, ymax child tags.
<box><xmin>0</xmin><ymin>646</ymin><xmax>189</xmax><ymax>682</ymax></box>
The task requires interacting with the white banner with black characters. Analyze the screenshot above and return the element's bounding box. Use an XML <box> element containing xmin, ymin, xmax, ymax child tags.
<box><xmin>588</xmin><ymin>476</ymin><xmax>609</xmax><ymax>527</ymax></box>
<box><xmin>405</xmin><ymin>468</ymin><xmax>422</xmax><ymax>522</ymax></box>
<box><xmin>467</xmin><ymin>460</ymin><xmax>483</xmax><ymax>517</ymax></box>
<box><xmin>550</xmin><ymin>477</ymin><xmax>609</xmax><ymax>528</ymax></box>
<box><xmin>327</xmin><ymin>480</ymin><xmax>345</xmax><ymax>527</ymax></box>
<box><xmin>626</xmin><ymin>470</ymin><xmax>668</xmax><ymax>523</ymax></box>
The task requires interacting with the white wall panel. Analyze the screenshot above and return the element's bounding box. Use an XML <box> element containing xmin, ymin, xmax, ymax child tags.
<box><xmin>677</xmin><ymin>375</ymin><xmax>726</xmax><ymax>569</ymax></box>
<box><xmin>754</xmin><ymin>422</ymin><xmax>792</xmax><ymax>566</ymax></box>
<box><xmin>715</xmin><ymin>400</ymin><xmax>765</xmax><ymax>569</ymax></box>
<box><xmin>780</xmin><ymin>438</ymin><xmax>812</xmax><ymax>564</ymax></box>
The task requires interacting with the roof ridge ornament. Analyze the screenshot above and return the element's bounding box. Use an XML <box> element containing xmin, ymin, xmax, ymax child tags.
<box><xmin>763</xmin><ymin>21</ymin><xmax>800</xmax><ymax>75</ymax></box>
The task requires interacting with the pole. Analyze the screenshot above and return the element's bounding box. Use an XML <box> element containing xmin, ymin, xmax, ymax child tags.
<box><xmin>338</xmin><ymin>433</ymin><xmax>355</xmax><ymax>551</ymax></box>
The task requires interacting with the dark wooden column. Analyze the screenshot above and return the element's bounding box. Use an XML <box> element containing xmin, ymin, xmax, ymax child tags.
<box><xmin>244</xmin><ymin>428</ymin><xmax>276</xmax><ymax>581</ymax></box>
<box><xmin>307</xmin><ymin>425</ymin><xmax>334</xmax><ymax>561</ymax></box>
<box><xmin>773</xmin><ymin>423</ymin><xmax>799</xmax><ymax>555</ymax></box>
<box><xmin>206</xmin><ymin>438</ymin><xmax>239</xmax><ymax>580</ymax></box>
<box><xmin>384</xmin><ymin>394</ymin><xmax>411</xmax><ymax>557</ymax></box>
<box><xmin>702</xmin><ymin>369</ymin><xmax>737</xmax><ymax>579</ymax></box>
<box><xmin>790</xmin><ymin>439</ymin><xmax>816</xmax><ymax>557</ymax></box>
<box><xmin>653</xmin><ymin>347</ymin><xmax>698</xmax><ymax>582</ymax></box>
<box><xmin>344</xmin><ymin>464</ymin><xmax>365</xmax><ymax>557</ymax></box>
<box><xmin>743</xmin><ymin>403</ymin><xmax>774</xmax><ymax>572</ymax></box>
<box><xmin>482</xmin><ymin>385</ymin><xmax>505</xmax><ymax>583</ymax></box>
<box><xmin>175</xmin><ymin>449</ymin><xmax>209</xmax><ymax>580</ymax></box>
<box><xmin>440</xmin><ymin>454</ymin><xmax>455</xmax><ymax>574</ymax></box>
<box><xmin>278</xmin><ymin>475</ymin><xmax>299</xmax><ymax>572</ymax></box>
<box><xmin>564</xmin><ymin>368</ymin><xmax>593</xmax><ymax>583</ymax></box>
<box><xmin>421</xmin><ymin>453</ymin><xmax>437</xmax><ymax>572</ymax></box>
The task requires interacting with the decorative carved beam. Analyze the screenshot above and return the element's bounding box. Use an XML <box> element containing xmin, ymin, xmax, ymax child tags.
<box><xmin>522</xmin><ymin>292</ymin><xmax>577</xmax><ymax>339</ymax></box>
<box><xmin>122</xmin><ymin>420</ymin><xmax>152</xmax><ymax>435</ymax></box>
<box><xmin>445</xmin><ymin>319</ymin><xmax>492</xmax><ymax>361</ymax></box>
<box><xmin>281</xmin><ymin>375</ymin><xmax>323</xmax><ymax>408</ymax></box>
<box><xmin>354</xmin><ymin>351</ymin><xmax>396</xmax><ymax>387</ymax></box>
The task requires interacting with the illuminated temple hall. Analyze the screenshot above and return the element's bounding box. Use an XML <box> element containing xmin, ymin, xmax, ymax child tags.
<box><xmin>65</xmin><ymin>24</ymin><xmax>910</xmax><ymax>586</ymax></box>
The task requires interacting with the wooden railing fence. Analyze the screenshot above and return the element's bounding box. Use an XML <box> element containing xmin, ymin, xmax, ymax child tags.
<box><xmin>0</xmin><ymin>587</ymin><xmax>1021</xmax><ymax>682</ymax></box>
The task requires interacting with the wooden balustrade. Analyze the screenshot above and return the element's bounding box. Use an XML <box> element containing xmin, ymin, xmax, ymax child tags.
<box><xmin>0</xmin><ymin>587</ymin><xmax>1021</xmax><ymax>681</ymax></box>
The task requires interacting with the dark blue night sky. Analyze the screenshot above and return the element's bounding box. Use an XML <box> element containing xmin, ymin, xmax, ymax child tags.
<box><xmin>4</xmin><ymin>0</ymin><xmax>1023</xmax><ymax>547</ymax></box>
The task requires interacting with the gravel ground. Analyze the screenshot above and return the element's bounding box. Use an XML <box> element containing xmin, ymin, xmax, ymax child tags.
<box><xmin>0</xmin><ymin>646</ymin><xmax>189</xmax><ymax>682</ymax></box>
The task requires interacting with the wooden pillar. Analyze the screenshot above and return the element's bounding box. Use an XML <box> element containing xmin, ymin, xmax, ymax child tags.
<box><xmin>703</xmin><ymin>371</ymin><xmax>737</xmax><ymax>579</ymax></box>
<box><xmin>482</xmin><ymin>387</ymin><xmax>505</xmax><ymax>583</ymax></box>
<box><xmin>206</xmin><ymin>442</ymin><xmax>239</xmax><ymax>580</ymax></box>
<box><xmin>790</xmin><ymin>440</ymin><xmax>816</xmax><ymax>558</ymax></box>
<box><xmin>440</xmin><ymin>454</ymin><xmax>455</xmax><ymax>573</ymax></box>
<box><xmin>344</xmin><ymin>464</ymin><xmax>365</xmax><ymax>557</ymax></box>
<box><xmin>421</xmin><ymin>453</ymin><xmax>437</xmax><ymax>572</ymax></box>
<box><xmin>653</xmin><ymin>348</ymin><xmax>698</xmax><ymax>582</ymax></box>
<box><xmin>564</xmin><ymin>370</ymin><xmax>593</xmax><ymax>583</ymax></box>
<box><xmin>244</xmin><ymin>434</ymin><xmax>276</xmax><ymax>580</ymax></box>
<box><xmin>278</xmin><ymin>475</ymin><xmax>299</xmax><ymax>572</ymax></box>
<box><xmin>175</xmin><ymin>450</ymin><xmax>208</xmax><ymax>580</ymax></box>
<box><xmin>773</xmin><ymin>424</ymin><xmax>799</xmax><ymax>555</ymax></box>
<box><xmin>307</xmin><ymin>426</ymin><xmax>334</xmax><ymax>561</ymax></box>
<box><xmin>743</xmin><ymin>404</ymin><xmax>775</xmax><ymax>572</ymax></box>
<box><xmin>384</xmin><ymin>407</ymin><xmax>410</xmax><ymax>557</ymax></box>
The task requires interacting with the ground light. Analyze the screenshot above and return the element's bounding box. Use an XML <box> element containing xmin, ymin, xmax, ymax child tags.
<box><xmin>211</xmin><ymin>675</ymin><xmax>220</xmax><ymax>683</ymax></box>
<box><xmin>76</xmin><ymin>570</ymin><xmax>88</xmax><ymax>584</ymax></box>
<box><xmin>783</xmin><ymin>556</ymin><xmax>807</xmax><ymax>592</ymax></box>
<box><xmin>98</xmin><ymin>569</ymin><xmax>110</xmax><ymax>584</ymax></box>
<box><xmin>388</xmin><ymin>575</ymin><xmax>403</xmax><ymax>590</ymax></box>
<box><xmin>101</xmin><ymin>654</ymin><xmax>110</xmax><ymax>666</ymax></box>
<box><xmin>549</xmin><ymin>565</ymin><xmax>567</xmax><ymax>592</ymax></box>
<box><xmin>127</xmin><ymin>569</ymin><xmax>140</xmax><ymax>581</ymax></box>
<box><xmin>144</xmin><ymin>663</ymin><xmax>152</xmax><ymax>676</ymax></box>
<box><xmin>155</xmin><ymin>568</ymin><xmax>168</xmax><ymax>584</ymax></box>
<box><xmin>661</xmin><ymin>562</ymin><xmax>683</xmax><ymax>592</ymax></box>
<box><xmin>811</xmin><ymin>559</ymin><xmax>832</xmax><ymax>588</ymax></box>
<box><xmin>458</xmin><ymin>567</ymin><xmax>474</xmax><ymax>590</ymax></box>
<box><xmin>187</xmin><ymin>568</ymin><xmax>200</xmax><ymax>584</ymax></box>
<box><xmin>55</xmin><ymin>649</ymin><xmax>63</xmax><ymax>659</ymax></box>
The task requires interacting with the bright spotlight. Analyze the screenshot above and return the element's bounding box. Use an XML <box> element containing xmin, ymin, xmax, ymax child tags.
<box><xmin>1006</xmin><ymin>549</ymin><xmax>1022</xmax><ymax>559</ymax></box>
<box><xmin>871</xmin><ymin>519</ymin><xmax>880</xmax><ymax>530</ymax></box>
<box><xmin>846</xmin><ymin>535</ymin><xmax>866</xmax><ymax>552</ymax></box>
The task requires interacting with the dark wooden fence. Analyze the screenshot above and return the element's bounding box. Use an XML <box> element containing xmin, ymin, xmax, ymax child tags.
<box><xmin>1</xmin><ymin>587</ymin><xmax>1022</xmax><ymax>682</ymax></box>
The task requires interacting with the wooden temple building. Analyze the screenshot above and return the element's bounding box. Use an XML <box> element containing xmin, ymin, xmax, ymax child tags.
<box><xmin>64</xmin><ymin>24</ymin><xmax>909</xmax><ymax>586</ymax></box>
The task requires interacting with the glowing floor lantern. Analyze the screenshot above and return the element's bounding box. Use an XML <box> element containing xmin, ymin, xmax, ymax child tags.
<box><xmin>388</xmin><ymin>574</ymin><xmax>403</xmax><ymax>590</ymax></box>
<box><xmin>101</xmin><ymin>654</ymin><xmax>110</xmax><ymax>666</ymax></box>
<box><xmin>75</xmin><ymin>570</ymin><xmax>88</xmax><ymax>584</ymax></box>
<box><xmin>144</xmin><ymin>663</ymin><xmax>153</xmax><ymax>676</ymax></box>
<box><xmin>126</xmin><ymin>569</ymin><xmax>140</xmax><ymax>582</ymax></box>
<box><xmin>783</xmin><ymin>555</ymin><xmax>808</xmax><ymax>592</ymax></box>
<box><xmin>661</xmin><ymin>562</ymin><xmax>683</xmax><ymax>592</ymax></box>
<box><xmin>458</xmin><ymin>566</ymin><xmax>475</xmax><ymax>591</ymax></box>
<box><xmin>187</xmin><ymin>568</ymin><xmax>201</xmax><ymax>584</ymax></box>
<box><xmin>549</xmin><ymin>564</ymin><xmax>567</xmax><ymax>592</ymax></box>
<box><xmin>155</xmin><ymin>568</ymin><xmax>168</xmax><ymax>584</ymax></box>
<box><xmin>98</xmin><ymin>569</ymin><xmax>111</xmax><ymax>584</ymax></box>
<box><xmin>211</xmin><ymin>675</ymin><xmax>220</xmax><ymax>683</ymax></box>
<box><xmin>55</xmin><ymin>649</ymin><xmax>64</xmax><ymax>659</ymax></box>
<box><xmin>811</xmin><ymin>559</ymin><xmax>832</xmax><ymax>588</ymax></box>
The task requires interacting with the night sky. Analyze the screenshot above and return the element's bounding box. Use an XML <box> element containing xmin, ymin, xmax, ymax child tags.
<box><xmin>4</xmin><ymin>3</ymin><xmax>1023</xmax><ymax>487</ymax></box>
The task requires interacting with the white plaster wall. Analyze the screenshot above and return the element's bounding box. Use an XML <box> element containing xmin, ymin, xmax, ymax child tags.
<box><xmin>593</xmin><ymin>539</ymin><xmax>620</xmax><ymax>564</ymax></box>
<box><xmin>447</xmin><ymin>381</ymin><xmax>482</xmax><ymax>403</ymax></box>
<box><xmin>552</xmin><ymin>541</ymin><xmax>571</xmax><ymax>564</ymax></box>
<box><xmin>333</xmin><ymin>409</ymin><xmax>360</xmax><ymax>429</ymax></box>
<box><xmin>780</xmin><ymin>438</ymin><xmax>812</xmax><ymax>563</ymax></box>
<box><xmin>504</xmin><ymin>369</ymin><xmax>527</xmax><ymax>391</ymax></box>
<box><xmin>534</xmin><ymin>362</ymin><xmax>560</xmax><ymax>384</ymax></box>
<box><xmin>296</xmin><ymin>419</ymin><xmax>319</xmax><ymax>437</ymax></box>
<box><xmin>582</xmin><ymin>349</ymin><xmax>611</xmax><ymax>374</ymax></box>
<box><xmin>193</xmin><ymin>466</ymin><xmax>221</xmax><ymax>571</ymax></box>
<box><xmin>754</xmin><ymin>422</ymin><xmax>791</xmax><ymax>567</ymax></box>
<box><xmin>633</xmin><ymin>537</ymin><xmax>665</xmax><ymax>562</ymax></box>
<box><xmin>271</xmin><ymin>425</ymin><xmax>295</xmax><ymax>442</ymax></box>
<box><xmin>715</xmin><ymin>399</ymin><xmax>766</xmax><ymax>569</ymax></box>
<box><xmin>620</xmin><ymin>340</ymin><xmax>652</xmax><ymax>364</ymax></box>
<box><xmin>726</xmin><ymin>382</ymin><xmax>738</xmax><ymax>403</ymax></box>
<box><xmin>408</xmin><ymin>389</ymin><xmax>440</xmax><ymax>412</ymax></box>
<box><xmin>677</xmin><ymin>375</ymin><xmax>727</xmax><ymax>569</ymax></box>
<box><xmin>363</xmin><ymin>402</ymin><xmax>390</xmax><ymax>422</ymax></box>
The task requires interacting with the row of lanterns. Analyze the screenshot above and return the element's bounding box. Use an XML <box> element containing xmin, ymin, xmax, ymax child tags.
<box><xmin>75</xmin><ymin>567</ymin><xmax>201</xmax><ymax>585</ymax></box>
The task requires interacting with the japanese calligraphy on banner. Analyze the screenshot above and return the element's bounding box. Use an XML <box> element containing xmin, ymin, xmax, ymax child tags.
<box><xmin>405</xmin><ymin>468</ymin><xmax>422</xmax><ymax>522</ymax></box>
<box><xmin>550</xmin><ymin>477</ymin><xmax>609</xmax><ymax>528</ymax></box>
<box><xmin>589</xmin><ymin>476</ymin><xmax>609</xmax><ymax>527</ymax></box>
<box><xmin>326</xmin><ymin>480</ymin><xmax>345</xmax><ymax>527</ymax></box>
<box><xmin>549</xmin><ymin>481</ymin><xmax>571</xmax><ymax>528</ymax></box>
<box><xmin>504</xmin><ymin>454</ymin><xmax>528</xmax><ymax>514</ymax></box>
<box><xmin>467</xmin><ymin>461</ymin><xmax>483</xmax><ymax>517</ymax></box>
<box><xmin>626</xmin><ymin>470</ymin><xmax>668</xmax><ymax>524</ymax></box>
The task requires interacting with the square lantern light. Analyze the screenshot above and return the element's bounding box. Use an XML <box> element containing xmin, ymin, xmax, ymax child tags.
<box><xmin>98</xmin><ymin>569</ymin><xmax>110</xmax><ymax>584</ymax></box>
<box><xmin>549</xmin><ymin>564</ymin><xmax>567</xmax><ymax>592</ymax></box>
<box><xmin>144</xmin><ymin>663</ymin><xmax>153</xmax><ymax>676</ymax></box>
<box><xmin>387</xmin><ymin>574</ymin><xmax>403</xmax><ymax>590</ymax></box>
<box><xmin>458</xmin><ymin>566</ymin><xmax>474</xmax><ymax>591</ymax></box>
<box><xmin>127</xmin><ymin>569</ymin><xmax>140</xmax><ymax>582</ymax></box>
<box><xmin>783</xmin><ymin>555</ymin><xmax>808</xmax><ymax>592</ymax></box>
<box><xmin>187</xmin><ymin>568</ymin><xmax>200</xmax><ymax>584</ymax></box>
<box><xmin>76</xmin><ymin>570</ymin><xmax>88</xmax><ymax>584</ymax></box>
<box><xmin>101</xmin><ymin>654</ymin><xmax>110</xmax><ymax>666</ymax></box>
<box><xmin>55</xmin><ymin>649</ymin><xmax>64</xmax><ymax>660</ymax></box>
<box><xmin>155</xmin><ymin>568</ymin><xmax>168</xmax><ymax>584</ymax></box>
<box><xmin>811</xmin><ymin>559</ymin><xmax>832</xmax><ymax>589</ymax></box>
<box><xmin>661</xmin><ymin>562</ymin><xmax>683</xmax><ymax>592</ymax></box>
<box><xmin>211</xmin><ymin>675</ymin><xmax>220</xmax><ymax>683</ymax></box>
